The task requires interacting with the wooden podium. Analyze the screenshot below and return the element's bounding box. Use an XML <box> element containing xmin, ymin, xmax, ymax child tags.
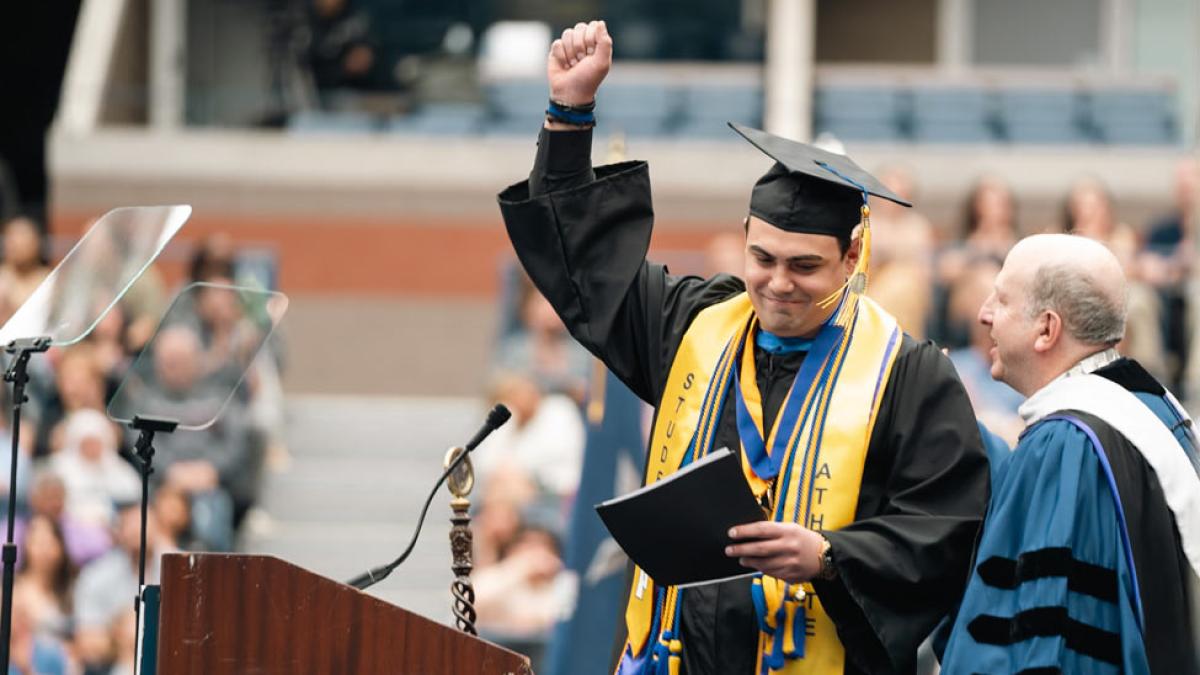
<box><xmin>154</xmin><ymin>553</ymin><xmax>533</xmax><ymax>674</ymax></box>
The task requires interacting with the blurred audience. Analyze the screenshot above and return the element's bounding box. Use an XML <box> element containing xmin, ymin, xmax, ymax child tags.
<box><xmin>945</xmin><ymin>259</ymin><xmax>1025</xmax><ymax>445</ymax></box>
<box><xmin>31</xmin><ymin>346</ymin><xmax>107</xmax><ymax>459</ymax></box>
<box><xmin>1142</xmin><ymin>158</ymin><xmax>1199</xmax><ymax>392</ymax></box>
<box><xmin>867</xmin><ymin>165</ymin><xmax>936</xmax><ymax>339</ymax></box>
<box><xmin>475</xmin><ymin>514</ymin><xmax>565</xmax><ymax>672</ymax></box>
<box><xmin>13</xmin><ymin>514</ymin><xmax>76</xmax><ymax>642</ymax></box>
<box><xmin>48</xmin><ymin>410</ymin><xmax>139</xmax><ymax>530</ymax></box>
<box><xmin>0</xmin><ymin>221</ymin><xmax>283</xmax><ymax>669</ymax></box>
<box><xmin>106</xmin><ymin>610</ymin><xmax>137</xmax><ymax>675</ymax></box>
<box><xmin>933</xmin><ymin>176</ymin><xmax>1019</xmax><ymax>347</ymax></box>
<box><xmin>494</xmin><ymin>278</ymin><xmax>591</xmax><ymax>403</ymax></box>
<box><xmin>137</xmin><ymin>325</ymin><xmax>246</xmax><ymax>551</ymax></box>
<box><xmin>8</xmin><ymin>593</ymin><xmax>70</xmax><ymax>675</ymax></box>
<box><xmin>1141</xmin><ymin>158</ymin><xmax>1198</xmax><ymax>287</ymax></box>
<box><xmin>476</xmin><ymin>510</ymin><xmax>564</xmax><ymax>629</ymax></box>
<box><xmin>1062</xmin><ymin>177</ymin><xmax>1168</xmax><ymax>381</ymax></box>
<box><xmin>152</xmin><ymin>483</ymin><xmax>200</xmax><ymax>552</ymax></box>
<box><xmin>473</xmin><ymin>372</ymin><xmax>584</xmax><ymax>506</ymax></box>
<box><xmin>0</xmin><ymin>215</ymin><xmax>50</xmax><ymax>325</ymax></box>
<box><xmin>73</xmin><ymin>503</ymin><xmax>173</xmax><ymax>672</ymax></box>
<box><xmin>961</xmin><ymin>176</ymin><xmax>1021</xmax><ymax>257</ymax></box>
<box><xmin>305</xmin><ymin>0</ymin><xmax>381</xmax><ymax>105</ymax></box>
<box><xmin>19</xmin><ymin>472</ymin><xmax>111</xmax><ymax>568</ymax></box>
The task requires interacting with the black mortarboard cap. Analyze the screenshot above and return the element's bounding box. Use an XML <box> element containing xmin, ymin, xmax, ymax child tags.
<box><xmin>729</xmin><ymin>122</ymin><xmax>911</xmax><ymax>237</ymax></box>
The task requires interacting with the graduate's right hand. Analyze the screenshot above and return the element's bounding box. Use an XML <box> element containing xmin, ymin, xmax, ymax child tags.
<box><xmin>547</xmin><ymin>20</ymin><xmax>612</xmax><ymax>107</ymax></box>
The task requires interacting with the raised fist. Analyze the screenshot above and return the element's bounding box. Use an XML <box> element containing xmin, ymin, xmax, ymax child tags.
<box><xmin>547</xmin><ymin>20</ymin><xmax>613</xmax><ymax>107</ymax></box>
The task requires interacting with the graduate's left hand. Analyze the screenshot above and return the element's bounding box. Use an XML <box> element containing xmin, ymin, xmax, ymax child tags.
<box><xmin>725</xmin><ymin>521</ymin><xmax>824</xmax><ymax>583</ymax></box>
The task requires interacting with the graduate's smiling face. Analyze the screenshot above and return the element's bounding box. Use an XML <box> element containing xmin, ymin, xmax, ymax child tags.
<box><xmin>977</xmin><ymin>262</ymin><xmax>1036</xmax><ymax>393</ymax></box>
<box><xmin>743</xmin><ymin>216</ymin><xmax>857</xmax><ymax>338</ymax></box>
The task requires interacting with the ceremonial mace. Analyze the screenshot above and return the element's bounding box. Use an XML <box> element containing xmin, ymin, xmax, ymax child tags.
<box><xmin>443</xmin><ymin>446</ymin><xmax>477</xmax><ymax>635</ymax></box>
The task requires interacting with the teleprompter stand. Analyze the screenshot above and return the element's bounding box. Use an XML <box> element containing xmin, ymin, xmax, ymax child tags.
<box><xmin>0</xmin><ymin>336</ymin><xmax>51</xmax><ymax>670</ymax></box>
<box><xmin>125</xmin><ymin>414</ymin><xmax>179</xmax><ymax>675</ymax></box>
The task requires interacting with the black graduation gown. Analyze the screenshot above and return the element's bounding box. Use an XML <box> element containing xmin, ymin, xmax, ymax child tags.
<box><xmin>497</xmin><ymin>128</ymin><xmax>990</xmax><ymax>675</ymax></box>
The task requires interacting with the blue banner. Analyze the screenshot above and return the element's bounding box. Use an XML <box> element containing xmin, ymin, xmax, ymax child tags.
<box><xmin>545</xmin><ymin>368</ymin><xmax>647</xmax><ymax>675</ymax></box>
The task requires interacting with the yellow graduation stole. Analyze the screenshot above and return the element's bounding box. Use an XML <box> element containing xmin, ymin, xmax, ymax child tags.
<box><xmin>616</xmin><ymin>289</ymin><xmax>901</xmax><ymax>675</ymax></box>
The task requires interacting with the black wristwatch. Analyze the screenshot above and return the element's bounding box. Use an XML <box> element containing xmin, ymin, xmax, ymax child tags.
<box><xmin>816</xmin><ymin>537</ymin><xmax>837</xmax><ymax>581</ymax></box>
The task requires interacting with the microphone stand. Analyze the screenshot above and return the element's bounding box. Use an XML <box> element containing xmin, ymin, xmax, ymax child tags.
<box><xmin>0</xmin><ymin>336</ymin><xmax>51</xmax><ymax>672</ymax></box>
<box><xmin>345</xmin><ymin>437</ymin><xmax>478</xmax><ymax>590</ymax></box>
<box><xmin>124</xmin><ymin>415</ymin><xmax>178</xmax><ymax>675</ymax></box>
<box><xmin>346</xmin><ymin>404</ymin><xmax>511</xmax><ymax>591</ymax></box>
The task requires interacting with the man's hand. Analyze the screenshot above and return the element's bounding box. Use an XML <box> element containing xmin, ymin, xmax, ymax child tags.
<box><xmin>548</xmin><ymin>20</ymin><xmax>612</xmax><ymax>107</ymax></box>
<box><xmin>726</xmin><ymin>521</ymin><xmax>826</xmax><ymax>583</ymax></box>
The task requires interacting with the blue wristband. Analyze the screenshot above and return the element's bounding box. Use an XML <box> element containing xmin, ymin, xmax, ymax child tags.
<box><xmin>546</xmin><ymin>100</ymin><xmax>596</xmax><ymax>126</ymax></box>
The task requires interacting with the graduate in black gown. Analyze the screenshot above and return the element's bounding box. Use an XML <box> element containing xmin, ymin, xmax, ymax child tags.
<box><xmin>940</xmin><ymin>234</ymin><xmax>1199</xmax><ymax>673</ymax></box>
<box><xmin>497</xmin><ymin>20</ymin><xmax>988</xmax><ymax>675</ymax></box>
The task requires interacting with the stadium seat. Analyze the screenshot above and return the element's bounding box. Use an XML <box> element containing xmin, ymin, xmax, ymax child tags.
<box><xmin>813</xmin><ymin>86</ymin><xmax>905</xmax><ymax>143</ymax></box>
<box><xmin>997</xmin><ymin>89</ymin><xmax>1088</xmax><ymax>144</ymax></box>
<box><xmin>1087</xmin><ymin>89</ymin><xmax>1176</xmax><ymax>145</ymax></box>
<box><xmin>910</xmin><ymin>87</ymin><xmax>995</xmax><ymax>143</ymax></box>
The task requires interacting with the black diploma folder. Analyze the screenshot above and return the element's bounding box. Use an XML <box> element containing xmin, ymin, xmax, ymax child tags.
<box><xmin>595</xmin><ymin>447</ymin><xmax>766</xmax><ymax>587</ymax></box>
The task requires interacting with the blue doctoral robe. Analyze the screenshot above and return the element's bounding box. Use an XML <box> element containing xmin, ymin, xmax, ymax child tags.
<box><xmin>941</xmin><ymin>359</ymin><xmax>1197</xmax><ymax>674</ymax></box>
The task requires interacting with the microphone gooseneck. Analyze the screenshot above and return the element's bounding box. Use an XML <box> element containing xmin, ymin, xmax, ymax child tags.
<box><xmin>347</xmin><ymin>404</ymin><xmax>511</xmax><ymax>591</ymax></box>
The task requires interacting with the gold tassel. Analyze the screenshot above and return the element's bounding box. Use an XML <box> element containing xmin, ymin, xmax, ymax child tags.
<box><xmin>847</xmin><ymin>204</ymin><xmax>871</xmax><ymax>295</ymax></box>
<box><xmin>816</xmin><ymin>203</ymin><xmax>871</xmax><ymax>318</ymax></box>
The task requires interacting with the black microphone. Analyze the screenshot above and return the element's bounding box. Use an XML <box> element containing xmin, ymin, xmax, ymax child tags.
<box><xmin>347</xmin><ymin>404</ymin><xmax>511</xmax><ymax>591</ymax></box>
<box><xmin>465</xmin><ymin>404</ymin><xmax>512</xmax><ymax>452</ymax></box>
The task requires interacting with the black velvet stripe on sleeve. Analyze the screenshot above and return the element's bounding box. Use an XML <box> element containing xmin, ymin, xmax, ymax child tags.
<box><xmin>975</xmin><ymin>548</ymin><xmax>1118</xmax><ymax>603</ymax></box>
<box><xmin>967</xmin><ymin>606</ymin><xmax>1122</xmax><ymax>665</ymax></box>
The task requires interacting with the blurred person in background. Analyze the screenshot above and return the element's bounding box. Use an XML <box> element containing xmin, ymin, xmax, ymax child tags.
<box><xmin>946</xmin><ymin>258</ymin><xmax>1026</xmax><ymax>446</ymax></box>
<box><xmin>106</xmin><ymin>610</ymin><xmax>137</xmax><ymax>675</ymax></box>
<box><xmin>152</xmin><ymin>483</ymin><xmax>199</xmax><ymax>552</ymax></box>
<box><xmin>186</xmin><ymin>282</ymin><xmax>277</xmax><ymax>526</ymax></box>
<box><xmin>494</xmin><ymin>279</ymin><xmax>591</xmax><ymax>403</ymax></box>
<box><xmin>18</xmin><ymin>472</ymin><xmax>110</xmax><ymax>568</ymax></box>
<box><xmin>191</xmin><ymin>281</ymin><xmax>261</xmax><ymax>391</ymax></box>
<box><xmin>304</xmin><ymin>0</ymin><xmax>380</xmax><ymax>106</ymax></box>
<box><xmin>188</xmin><ymin>233</ymin><xmax>237</xmax><ymax>285</ymax></box>
<box><xmin>187</xmin><ymin>234</ymin><xmax>290</xmax><ymax>474</ymax></box>
<box><xmin>12</xmin><ymin>514</ymin><xmax>75</xmax><ymax>642</ymax></box>
<box><xmin>1141</xmin><ymin>158</ymin><xmax>1199</xmax><ymax>286</ymax></box>
<box><xmin>475</xmin><ymin>509</ymin><xmax>566</xmax><ymax>674</ymax></box>
<box><xmin>31</xmin><ymin>346</ymin><xmax>106</xmax><ymax>458</ymax></box>
<box><xmin>959</xmin><ymin>176</ymin><xmax>1020</xmax><ymax>260</ymax></box>
<box><xmin>47</xmin><ymin>409</ymin><xmax>139</xmax><ymax>530</ymax></box>
<box><xmin>82</xmin><ymin>303</ymin><xmax>132</xmax><ymax>394</ymax></box>
<box><xmin>0</xmin><ymin>215</ymin><xmax>49</xmax><ymax>325</ymax></box>
<box><xmin>473</xmin><ymin>371</ymin><xmax>585</xmax><ymax>507</ymax></box>
<box><xmin>869</xmin><ymin>166</ymin><xmax>936</xmax><ymax>266</ymax></box>
<box><xmin>116</xmin><ymin>271</ymin><xmax>168</xmax><ymax>357</ymax></box>
<box><xmin>73</xmin><ymin>503</ymin><xmax>172</xmax><ymax>672</ymax></box>
<box><xmin>934</xmin><ymin>177</ymin><xmax>1019</xmax><ymax>346</ymax></box>
<box><xmin>1141</xmin><ymin>158</ymin><xmax>1200</xmax><ymax>395</ymax></box>
<box><xmin>473</xmin><ymin>460</ymin><xmax>538</xmax><ymax>570</ymax></box>
<box><xmin>1062</xmin><ymin>176</ymin><xmax>1168</xmax><ymax>382</ymax></box>
<box><xmin>139</xmin><ymin>325</ymin><xmax>250</xmax><ymax>551</ymax></box>
<box><xmin>867</xmin><ymin>165</ymin><xmax>935</xmax><ymax>339</ymax></box>
<box><xmin>7</xmin><ymin>593</ymin><xmax>70</xmax><ymax>675</ymax></box>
